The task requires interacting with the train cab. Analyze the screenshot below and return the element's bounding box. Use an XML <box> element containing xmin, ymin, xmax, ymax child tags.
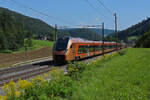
<box><xmin>53</xmin><ymin>37</ymin><xmax>71</xmax><ymax>63</ymax></box>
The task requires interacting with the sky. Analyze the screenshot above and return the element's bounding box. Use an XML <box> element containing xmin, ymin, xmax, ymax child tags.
<box><xmin>0</xmin><ymin>0</ymin><xmax>150</xmax><ymax>30</ymax></box>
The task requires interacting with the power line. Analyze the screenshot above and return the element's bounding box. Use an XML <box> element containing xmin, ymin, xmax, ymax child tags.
<box><xmin>58</xmin><ymin>24</ymin><xmax>101</xmax><ymax>29</ymax></box>
<box><xmin>96</xmin><ymin>0</ymin><xmax>114</xmax><ymax>15</ymax></box>
<box><xmin>84</xmin><ymin>0</ymin><xmax>107</xmax><ymax>19</ymax></box>
<box><xmin>9</xmin><ymin>0</ymin><xmax>77</xmax><ymax>26</ymax></box>
<box><xmin>5</xmin><ymin>0</ymin><xmax>116</xmax><ymax>29</ymax></box>
<box><xmin>84</xmin><ymin>0</ymin><xmax>114</xmax><ymax>22</ymax></box>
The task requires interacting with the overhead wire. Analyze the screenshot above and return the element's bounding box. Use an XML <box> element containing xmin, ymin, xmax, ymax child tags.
<box><xmin>84</xmin><ymin>0</ymin><xmax>114</xmax><ymax>22</ymax></box>
<box><xmin>9</xmin><ymin>0</ymin><xmax>77</xmax><ymax>26</ymax></box>
<box><xmin>4</xmin><ymin>0</ymin><xmax>116</xmax><ymax>29</ymax></box>
<box><xmin>96</xmin><ymin>0</ymin><xmax>114</xmax><ymax>15</ymax></box>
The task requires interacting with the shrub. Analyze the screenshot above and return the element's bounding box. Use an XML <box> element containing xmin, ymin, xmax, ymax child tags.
<box><xmin>118</xmin><ymin>49</ymin><xmax>127</xmax><ymax>56</ymax></box>
<box><xmin>67</xmin><ymin>62</ymin><xmax>87</xmax><ymax>80</ymax></box>
<box><xmin>2</xmin><ymin>68</ymin><xmax>75</xmax><ymax>100</ymax></box>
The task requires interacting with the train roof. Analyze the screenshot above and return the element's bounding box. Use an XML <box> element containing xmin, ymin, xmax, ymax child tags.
<box><xmin>70</xmin><ymin>37</ymin><xmax>116</xmax><ymax>44</ymax></box>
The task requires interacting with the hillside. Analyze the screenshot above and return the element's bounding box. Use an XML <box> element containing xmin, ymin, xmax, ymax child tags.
<box><xmin>0</xmin><ymin>7</ymin><xmax>55</xmax><ymax>38</ymax></box>
<box><xmin>60</xmin><ymin>28</ymin><xmax>114</xmax><ymax>36</ymax></box>
<box><xmin>59</xmin><ymin>28</ymin><xmax>101</xmax><ymax>40</ymax></box>
<box><xmin>118</xmin><ymin>17</ymin><xmax>150</xmax><ymax>41</ymax></box>
<box><xmin>135</xmin><ymin>30</ymin><xmax>150</xmax><ymax>48</ymax></box>
<box><xmin>0</xmin><ymin>9</ymin><xmax>25</xmax><ymax>51</ymax></box>
<box><xmin>89</xmin><ymin>28</ymin><xmax>114</xmax><ymax>36</ymax></box>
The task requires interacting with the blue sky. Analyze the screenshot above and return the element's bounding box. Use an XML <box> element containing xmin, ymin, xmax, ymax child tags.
<box><xmin>0</xmin><ymin>0</ymin><xmax>150</xmax><ymax>30</ymax></box>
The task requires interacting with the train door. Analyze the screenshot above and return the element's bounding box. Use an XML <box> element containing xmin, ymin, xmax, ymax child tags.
<box><xmin>87</xmin><ymin>45</ymin><xmax>90</xmax><ymax>56</ymax></box>
<box><xmin>68</xmin><ymin>44</ymin><xmax>76</xmax><ymax>61</ymax></box>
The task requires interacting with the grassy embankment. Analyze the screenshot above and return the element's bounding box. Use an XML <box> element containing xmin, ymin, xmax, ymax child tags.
<box><xmin>0</xmin><ymin>40</ymin><xmax>54</xmax><ymax>68</ymax></box>
<box><xmin>71</xmin><ymin>48</ymin><xmax>150</xmax><ymax>100</ymax></box>
<box><xmin>1</xmin><ymin>48</ymin><xmax>150</xmax><ymax>100</ymax></box>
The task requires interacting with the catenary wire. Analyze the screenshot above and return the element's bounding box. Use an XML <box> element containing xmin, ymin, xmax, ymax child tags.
<box><xmin>96</xmin><ymin>0</ymin><xmax>114</xmax><ymax>15</ymax></box>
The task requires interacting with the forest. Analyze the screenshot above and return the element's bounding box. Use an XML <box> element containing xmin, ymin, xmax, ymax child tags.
<box><xmin>0</xmin><ymin>10</ymin><xmax>25</xmax><ymax>51</ymax></box>
<box><xmin>0</xmin><ymin>7</ymin><xmax>56</xmax><ymax>52</ymax></box>
<box><xmin>58</xmin><ymin>28</ymin><xmax>101</xmax><ymax>41</ymax></box>
<box><xmin>135</xmin><ymin>30</ymin><xmax>150</xmax><ymax>48</ymax></box>
<box><xmin>0</xmin><ymin>7</ymin><xmax>55</xmax><ymax>39</ymax></box>
<box><xmin>118</xmin><ymin>17</ymin><xmax>150</xmax><ymax>41</ymax></box>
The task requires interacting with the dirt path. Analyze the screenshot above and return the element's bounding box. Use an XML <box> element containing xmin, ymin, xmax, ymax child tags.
<box><xmin>0</xmin><ymin>47</ymin><xmax>52</xmax><ymax>68</ymax></box>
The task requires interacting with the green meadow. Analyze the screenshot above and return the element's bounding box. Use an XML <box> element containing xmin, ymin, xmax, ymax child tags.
<box><xmin>13</xmin><ymin>39</ymin><xmax>54</xmax><ymax>53</ymax></box>
<box><xmin>31</xmin><ymin>39</ymin><xmax>54</xmax><ymax>49</ymax></box>
<box><xmin>0</xmin><ymin>39</ymin><xmax>54</xmax><ymax>54</ymax></box>
<box><xmin>71</xmin><ymin>48</ymin><xmax>150</xmax><ymax>100</ymax></box>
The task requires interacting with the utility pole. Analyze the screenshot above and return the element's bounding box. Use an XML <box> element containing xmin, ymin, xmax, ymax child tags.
<box><xmin>114</xmin><ymin>13</ymin><xmax>118</xmax><ymax>51</ymax></box>
<box><xmin>54</xmin><ymin>24</ymin><xmax>57</xmax><ymax>42</ymax></box>
<box><xmin>102</xmin><ymin>22</ymin><xmax>104</xmax><ymax>56</ymax></box>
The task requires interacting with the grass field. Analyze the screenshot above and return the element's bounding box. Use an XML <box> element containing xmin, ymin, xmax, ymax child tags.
<box><xmin>0</xmin><ymin>39</ymin><xmax>54</xmax><ymax>54</ymax></box>
<box><xmin>71</xmin><ymin>48</ymin><xmax>150</xmax><ymax>100</ymax></box>
<box><xmin>128</xmin><ymin>36</ymin><xmax>138</xmax><ymax>41</ymax></box>
<box><xmin>16</xmin><ymin>39</ymin><xmax>54</xmax><ymax>53</ymax></box>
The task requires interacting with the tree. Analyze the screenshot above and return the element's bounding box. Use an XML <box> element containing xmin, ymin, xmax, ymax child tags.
<box><xmin>0</xmin><ymin>30</ymin><xmax>8</xmax><ymax>50</ymax></box>
<box><xmin>135</xmin><ymin>30</ymin><xmax>150</xmax><ymax>48</ymax></box>
<box><xmin>24</xmin><ymin>32</ymin><xmax>33</xmax><ymax>49</ymax></box>
<box><xmin>0</xmin><ymin>10</ymin><xmax>26</xmax><ymax>51</ymax></box>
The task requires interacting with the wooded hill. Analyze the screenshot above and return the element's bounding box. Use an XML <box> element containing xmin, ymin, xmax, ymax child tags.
<box><xmin>0</xmin><ymin>9</ymin><xmax>25</xmax><ymax>51</ymax></box>
<box><xmin>118</xmin><ymin>17</ymin><xmax>150</xmax><ymax>41</ymax></box>
<box><xmin>135</xmin><ymin>30</ymin><xmax>150</xmax><ymax>48</ymax></box>
<box><xmin>0</xmin><ymin>7</ymin><xmax>55</xmax><ymax>38</ymax></box>
<box><xmin>58</xmin><ymin>28</ymin><xmax>101</xmax><ymax>41</ymax></box>
<box><xmin>60</xmin><ymin>28</ymin><xmax>114</xmax><ymax>37</ymax></box>
<box><xmin>0</xmin><ymin>7</ymin><xmax>56</xmax><ymax>51</ymax></box>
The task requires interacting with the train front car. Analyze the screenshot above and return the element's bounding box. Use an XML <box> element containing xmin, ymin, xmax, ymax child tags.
<box><xmin>53</xmin><ymin>37</ymin><xmax>72</xmax><ymax>63</ymax></box>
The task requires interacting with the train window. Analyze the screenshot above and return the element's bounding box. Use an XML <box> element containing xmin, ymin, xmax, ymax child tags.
<box><xmin>55</xmin><ymin>37</ymin><xmax>69</xmax><ymax>51</ymax></box>
<box><xmin>78</xmin><ymin>45</ymin><xmax>89</xmax><ymax>54</ymax></box>
<box><xmin>78</xmin><ymin>44</ymin><xmax>103</xmax><ymax>54</ymax></box>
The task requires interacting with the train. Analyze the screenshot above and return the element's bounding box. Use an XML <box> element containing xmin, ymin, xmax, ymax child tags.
<box><xmin>53</xmin><ymin>37</ymin><xmax>124</xmax><ymax>63</ymax></box>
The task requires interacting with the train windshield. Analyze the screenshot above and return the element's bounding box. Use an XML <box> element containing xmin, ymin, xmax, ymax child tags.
<box><xmin>54</xmin><ymin>37</ymin><xmax>69</xmax><ymax>51</ymax></box>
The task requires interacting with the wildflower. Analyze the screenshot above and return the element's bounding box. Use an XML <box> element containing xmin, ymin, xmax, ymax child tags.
<box><xmin>34</xmin><ymin>76</ymin><xmax>43</xmax><ymax>82</ymax></box>
<box><xmin>18</xmin><ymin>80</ymin><xmax>32</xmax><ymax>90</ymax></box>
<box><xmin>2</xmin><ymin>80</ymin><xmax>16</xmax><ymax>96</ymax></box>
<box><xmin>2</xmin><ymin>84</ymin><xmax>9</xmax><ymax>93</ymax></box>
<box><xmin>0</xmin><ymin>95</ymin><xmax>7</xmax><ymax>100</ymax></box>
<box><xmin>43</xmin><ymin>73</ymin><xmax>48</xmax><ymax>78</ymax></box>
<box><xmin>15</xmin><ymin>91</ymin><xmax>20</xmax><ymax>97</ymax></box>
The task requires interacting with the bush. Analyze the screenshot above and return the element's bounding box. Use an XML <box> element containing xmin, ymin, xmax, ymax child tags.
<box><xmin>118</xmin><ymin>49</ymin><xmax>126</xmax><ymax>56</ymax></box>
<box><xmin>2</xmin><ymin>69</ymin><xmax>75</xmax><ymax>100</ymax></box>
<box><xmin>67</xmin><ymin>62</ymin><xmax>87</xmax><ymax>80</ymax></box>
<box><xmin>0</xmin><ymin>50</ymin><xmax>12</xmax><ymax>53</ymax></box>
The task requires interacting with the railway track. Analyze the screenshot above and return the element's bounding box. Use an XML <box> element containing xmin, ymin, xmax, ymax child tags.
<box><xmin>0</xmin><ymin>59</ymin><xmax>54</xmax><ymax>86</ymax></box>
<box><xmin>0</xmin><ymin>50</ymin><xmax>116</xmax><ymax>87</ymax></box>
